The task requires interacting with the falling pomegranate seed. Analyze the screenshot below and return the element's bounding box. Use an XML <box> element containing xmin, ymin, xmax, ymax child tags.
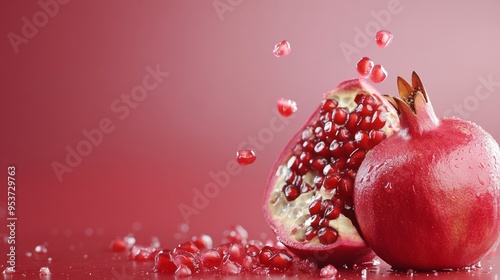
<box><xmin>369</xmin><ymin>64</ymin><xmax>387</xmax><ymax>84</ymax></box>
<box><xmin>375</xmin><ymin>30</ymin><xmax>393</xmax><ymax>48</ymax></box>
<box><xmin>277</xmin><ymin>98</ymin><xmax>298</xmax><ymax>117</ymax></box>
<box><xmin>273</xmin><ymin>40</ymin><xmax>291</xmax><ymax>57</ymax></box>
<box><xmin>356</xmin><ymin>57</ymin><xmax>374</xmax><ymax>78</ymax></box>
<box><xmin>236</xmin><ymin>150</ymin><xmax>256</xmax><ymax>166</ymax></box>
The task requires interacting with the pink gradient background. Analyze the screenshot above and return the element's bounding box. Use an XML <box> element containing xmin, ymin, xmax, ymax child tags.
<box><xmin>1</xmin><ymin>0</ymin><xmax>500</xmax><ymax>256</ymax></box>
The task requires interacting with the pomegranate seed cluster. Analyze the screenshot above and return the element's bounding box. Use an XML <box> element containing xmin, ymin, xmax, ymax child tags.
<box><xmin>111</xmin><ymin>225</ymin><xmax>329</xmax><ymax>277</ymax></box>
<box><xmin>281</xmin><ymin>93</ymin><xmax>389</xmax><ymax>244</ymax></box>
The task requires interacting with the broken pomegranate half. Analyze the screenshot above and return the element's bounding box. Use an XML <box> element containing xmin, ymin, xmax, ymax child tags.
<box><xmin>263</xmin><ymin>78</ymin><xmax>400</xmax><ymax>266</ymax></box>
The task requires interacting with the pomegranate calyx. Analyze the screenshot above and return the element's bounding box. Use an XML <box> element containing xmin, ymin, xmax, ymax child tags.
<box><xmin>394</xmin><ymin>73</ymin><xmax>439</xmax><ymax>135</ymax></box>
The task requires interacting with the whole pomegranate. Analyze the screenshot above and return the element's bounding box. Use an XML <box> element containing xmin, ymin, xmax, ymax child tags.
<box><xmin>354</xmin><ymin>72</ymin><xmax>500</xmax><ymax>270</ymax></box>
<box><xmin>263</xmin><ymin>79</ymin><xmax>400</xmax><ymax>266</ymax></box>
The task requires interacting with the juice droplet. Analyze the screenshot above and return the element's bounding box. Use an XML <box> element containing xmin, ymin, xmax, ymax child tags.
<box><xmin>236</xmin><ymin>150</ymin><xmax>256</xmax><ymax>166</ymax></box>
<box><xmin>369</xmin><ymin>64</ymin><xmax>387</xmax><ymax>84</ymax></box>
<box><xmin>273</xmin><ymin>40</ymin><xmax>291</xmax><ymax>57</ymax></box>
<box><xmin>277</xmin><ymin>98</ymin><xmax>297</xmax><ymax>117</ymax></box>
<box><xmin>375</xmin><ymin>30</ymin><xmax>393</xmax><ymax>48</ymax></box>
<box><xmin>356</xmin><ymin>57</ymin><xmax>374</xmax><ymax>78</ymax></box>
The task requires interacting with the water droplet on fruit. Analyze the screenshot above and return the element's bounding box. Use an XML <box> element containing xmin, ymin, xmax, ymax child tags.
<box><xmin>277</xmin><ymin>98</ymin><xmax>298</xmax><ymax>117</ymax></box>
<box><xmin>273</xmin><ymin>40</ymin><xmax>291</xmax><ymax>57</ymax></box>
<box><xmin>375</xmin><ymin>30</ymin><xmax>393</xmax><ymax>48</ymax></box>
<box><xmin>236</xmin><ymin>150</ymin><xmax>257</xmax><ymax>166</ymax></box>
<box><xmin>369</xmin><ymin>65</ymin><xmax>387</xmax><ymax>84</ymax></box>
<box><xmin>39</xmin><ymin>267</ymin><xmax>51</xmax><ymax>276</ymax></box>
<box><xmin>356</xmin><ymin>57</ymin><xmax>374</xmax><ymax>78</ymax></box>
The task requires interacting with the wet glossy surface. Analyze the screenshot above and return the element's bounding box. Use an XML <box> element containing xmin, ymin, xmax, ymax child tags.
<box><xmin>2</xmin><ymin>233</ymin><xmax>499</xmax><ymax>279</ymax></box>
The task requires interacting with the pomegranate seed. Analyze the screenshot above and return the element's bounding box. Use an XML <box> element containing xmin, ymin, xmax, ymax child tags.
<box><xmin>324</xmin><ymin>204</ymin><xmax>341</xmax><ymax>219</ymax></box>
<box><xmin>320</xmin><ymin>264</ymin><xmax>338</xmax><ymax>278</ymax></box>
<box><xmin>304</xmin><ymin>227</ymin><xmax>318</xmax><ymax>241</ymax></box>
<box><xmin>222</xmin><ymin>225</ymin><xmax>248</xmax><ymax>244</ymax></box>
<box><xmin>300</xmin><ymin>182</ymin><xmax>313</xmax><ymax>193</ymax></box>
<box><xmin>323</xmin><ymin>164</ymin><xmax>340</xmax><ymax>175</ymax></box>
<box><xmin>110</xmin><ymin>238</ymin><xmax>128</xmax><ymax>252</ymax></box>
<box><xmin>174</xmin><ymin>264</ymin><xmax>192</xmax><ymax>277</ymax></box>
<box><xmin>314</xmin><ymin>126</ymin><xmax>326</xmax><ymax>141</ymax></box>
<box><xmin>277</xmin><ymin>98</ymin><xmax>298</xmax><ymax>117</ymax></box>
<box><xmin>227</xmin><ymin>243</ymin><xmax>245</xmax><ymax>263</ymax></box>
<box><xmin>302</xmin><ymin>140</ymin><xmax>315</xmax><ymax>153</ymax></box>
<box><xmin>307</xmin><ymin>215</ymin><xmax>321</xmax><ymax>228</ymax></box>
<box><xmin>329</xmin><ymin>141</ymin><xmax>345</xmax><ymax>159</ymax></box>
<box><xmin>343</xmin><ymin>141</ymin><xmax>357</xmax><ymax>157</ymax></box>
<box><xmin>154</xmin><ymin>250</ymin><xmax>177</xmax><ymax>273</ymax></box>
<box><xmin>129</xmin><ymin>245</ymin><xmax>153</xmax><ymax>261</ymax></box>
<box><xmin>245</xmin><ymin>245</ymin><xmax>261</xmax><ymax>257</ymax></box>
<box><xmin>191</xmin><ymin>234</ymin><xmax>213</xmax><ymax>250</ymax></box>
<box><xmin>324</xmin><ymin>174</ymin><xmax>342</xmax><ymax>190</ymax></box>
<box><xmin>358</xmin><ymin>116</ymin><xmax>373</xmax><ymax>131</ymax></box>
<box><xmin>284</xmin><ymin>170</ymin><xmax>297</xmax><ymax>184</ymax></box>
<box><xmin>370</xmin><ymin>64</ymin><xmax>387</xmax><ymax>84</ymax></box>
<box><xmin>355</xmin><ymin>131</ymin><xmax>371</xmax><ymax>150</ymax></box>
<box><xmin>338</xmin><ymin>178</ymin><xmax>354</xmax><ymax>199</ymax></box>
<box><xmin>345</xmin><ymin>112</ymin><xmax>360</xmax><ymax>133</ymax></box>
<box><xmin>311</xmin><ymin>158</ymin><xmax>328</xmax><ymax>172</ymax></box>
<box><xmin>269</xmin><ymin>250</ymin><xmax>293</xmax><ymax>271</ymax></box>
<box><xmin>236</xmin><ymin>150</ymin><xmax>256</xmax><ymax>166</ymax></box>
<box><xmin>172</xmin><ymin>251</ymin><xmax>200</xmax><ymax>273</ymax></box>
<box><xmin>375</xmin><ymin>30</ymin><xmax>393</xmax><ymax>48</ymax></box>
<box><xmin>318</xmin><ymin>226</ymin><xmax>339</xmax><ymax>245</ymax></box>
<box><xmin>332</xmin><ymin>108</ymin><xmax>348</xmax><ymax>125</ymax></box>
<box><xmin>242</xmin><ymin>255</ymin><xmax>257</xmax><ymax>271</ymax></box>
<box><xmin>313</xmin><ymin>175</ymin><xmax>324</xmax><ymax>189</ymax></box>
<box><xmin>39</xmin><ymin>267</ymin><xmax>51</xmax><ymax>276</ymax></box>
<box><xmin>308</xmin><ymin>199</ymin><xmax>322</xmax><ymax>215</ymax></box>
<box><xmin>355</xmin><ymin>103</ymin><xmax>374</xmax><ymax>117</ymax></box>
<box><xmin>273</xmin><ymin>40</ymin><xmax>291</xmax><ymax>57</ymax></box>
<box><xmin>335</xmin><ymin>127</ymin><xmax>351</xmax><ymax>142</ymax></box>
<box><xmin>314</xmin><ymin>141</ymin><xmax>330</xmax><ymax>156</ymax></box>
<box><xmin>369</xmin><ymin>129</ymin><xmax>386</xmax><ymax>147</ymax></box>
<box><xmin>301</xmin><ymin>126</ymin><xmax>314</xmax><ymax>141</ymax></box>
<box><xmin>347</xmin><ymin>149</ymin><xmax>367</xmax><ymax>169</ymax></box>
<box><xmin>319</xmin><ymin>218</ymin><xmax>330</xmax><ymax>227</ymax></box>
<box><xmin>321</xmin><ymin>99</ymin><xmax>338</xmax><ymax>112</ymax></box>
<box><xmin>221</xmin><ymin>257</ymin><xmax>242</xmax><ymax>274</ymax></box>
<box><xmin>320</xmin><ymin>199</ymin><xmax>333</xmax><ymax>216</ymax></box>
<box><xmin>371</xmin><ymin>110</ymin><xmax>387</xmax><ymax>130</ymax></box>
<box><xmin>283</xmin><ymin>185</ymin><xmax>300</xmax><ymax>201</ymax></box>
<box><xmin>200</xmin><ymin>249</ymin><xmax>222</xmax><ymax>268</ymax></box>
<box><xmin>356</xmin><ymin>57</ymin><xmax>374</xmax><ymax>77</ymax></box>
<box><xmin>176</xmin><ymin>241</ymin><xmax>200</xmax><ymax>254</ymax></box>
<box><xmin>258</xmin><ymin>246</ymin><xmax>275</xmax><ymax>266</ymax></box>
<box><xmin>354</xmin><ymin>93</ymin><xmax>366</xmax><ymax>104</ymax></box>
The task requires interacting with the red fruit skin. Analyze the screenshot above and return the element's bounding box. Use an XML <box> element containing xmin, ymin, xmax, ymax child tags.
<box><xmin>263</xmin><ymin>79</ymin><xmax>386</xmax><ymax>267</ymax></box>
<box><xmin>354</xmin><ymin>75</ymin><xmax>500</xmax><ymax>270</ymax></box>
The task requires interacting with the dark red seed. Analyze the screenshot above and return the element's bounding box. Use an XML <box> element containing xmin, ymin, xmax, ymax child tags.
<box><xmin>285</xmin><ymin>170</ymin><xmax>297</xmax><ymax>185</ymax></box>
<box><xmin>324</xmin><ymin>204</ymin><xmax>341</xmax><ymax>219</ymax></box>
<box><xmin>313</xmin><ymin>175</ymin><xmax>324</xmax><ymax>189</ymax></box>
<box><xmin>308</xmin><ymin>200</ymin><xmax>322</xmax><ymax>215</ymax></box>
<box><xmin>332</xmin><ymin>108</ymin><xmax>348</xmax><ymax>125</ymax></box>
<box><xmin>259</xmin><ymin>246</ymin><xmax>275</xmax><ymax>266</ymax></box>
<box><xmin>307</xmin><ymin>215</ymin><xmax>321</xmax><ymax>228</ymax></box>
<box><xmin>323</xmin><ymin>174</ymin><xmax>342</xmax><ymax>190</ymax></box>
<box><xmin>311</xmin><ymin>158</ymin><xmax>328</xmax><ymax>172</ymax></box>
<box><xmin>319</xmin><ymin>218</ymin><xmax>330</xmax><ymax>227</ymax></box>
<box><xmin>363</xmin><ymin>95</ymin><xmax>379</xmax><ymax>106</ymax></box>
<box><xmin>338</xmin><ymin>178</ymin><xmax>354</xmax><ymax>199</ymax></box>
<box><xmin>154</xmin><ymin>251</ymin><xmax>177</xmax><ymax>273</ymax></box>
<box><xmin>345</xmin><ymin>113</ymin><xmax>360</xmax><ymax>133</ymax></box>
<box><xmin>321</xmin><ymin>99</ymin><xmax>338</xmax><ymax>112</ymax></box>
<box><xmin>302</xmin><ymin>141</ymin><xmax>315</xmax><ymax>153</ymax></box>
<box><xmin>323</xmin><ymin>121</ymin><xmax>337</xmax><ymax>138</ymax></box>
<box><xmin>283</xmin><ymin>185</ymin><xmax>300</xmax><ymax>201</ymax></box>
<box><xmin>245</xmin><ymin>245</ymin><xmax>260</xmax><ymax>257</ymax></box>
<box><xmin>369</xmin><ymin>130</ymin><xmax>387</xmax><ymax>147</ymax></box>
<box><xmin>346</xmin><ymin>169</ymin><xmax>357</xmax><ymax>180</ymax></box>
<box><xmin>354</xmin><ymin>131</ymin><xmax>370</xmax><ymax>150</ymax></box>
<box><xmin>301</xmin><ymin>126</ymin><xmax>314</xmax><ymax>141</ymax></box>
<box><xmin>314</xmin><ymin>141</ymin><xmax>330</xmax><ymax>156</ymax></box>
<box><xmin>299</xmin><ymin>152</ymin><xmax>312</xmax><ymax>164</ymax></box>
<box><xmin>304</xmin><ymin>227</ymin><xmax>318</xmax><ymax>241</ymax></box>
<box><xmin>370</xmin><ymin>64</ymin><xmax>387</xmax><ymax>84</ymax></box>
<box><xmin>300</xmin><ymin>182</ymin><xmax>313</xmax><ymax>193</ymax></box>
<box><xmin>343</xmin><ymin>141</ymin><xmax>357</xmax><ymax>157</ymax></box>
<box><xmin>269</xmin><ymin>251</ymin><xmax>293</xmax><ymax>271</ymax></box>
<box><xmin>375</xmin><ymin>30</ymin><xmax>393</xmax><ymax>48</ymax></box>
<box><xmin>176</xmin><ymin>241</ymin><xmax>201</xmax><ymax>254</ymax></box>
<box><xmin>320</xmin><ymin>199</ymin><xmax>333</xmax><ymax>216</ymax></box>
<box><xmin>236</xmin><ymin>150</ymin><xmax>257</xmax><ymax>166</ymax></box>
<box><xmin>314</xmin><ymin>126</ymin><xmax>326</xmax><ymax>141</ymax></box>
<box><xmin>323</xmin><ymin>164</ymin><xmax>340</xmax><ymax>176</ymax></box>
<box><xmin>110</xmin><ymin>238</ymin><xmax>128</xmax><ymax>252</ymax></box>
<box><xmin>333</xmin><ymin>158</ymin><xmax>347</xmax><ymax>170</ymax></box>
<box><xmin>356</xmin><ymin>103</ymin><xmax>374</xmax><ymax>117</ymax></box>
<box><xmin>200</xmin><ymin>249</ymin><xmax>222</xmax><ymax>268</ymax></box>
<box><xmin>335</xmin><ymin>127</ymin><xmax>351</xmax><ymax>142</ymax></box>
<box><xmin>354</xmin><ymin>93</ymin><xmax>366</xmax><ymax>104</ymax></box>
<box><xmin>347</xmin><ymin>149</ymin><xmax>366</xmax><ymax>169</ymax></box>
<box><xmin>286</xmin><ymin>156</ymin><xmax>299</xmax><ymax>170</ymax></box>
<box><xmin>356</xmin><ymin>57</ymin><xmax>374</xmax><ymax>77</ymax></box>
<box><xmin>371</xmin><ymin>110</ymin><xmax>387</xmax><ymax>130</ymax></box>
<box><xmin>318</xmin><ymin>227</ymin><xmax>339</xmax><ymax>245</ymax></box>
<box><xmin>358</xmin><ymin>116</ymin><xmax>373</xmax><ymax>131</ymax></box>
<box><xmin>329</xmin><ymin>141</ymin><xmax>345</xmax><ymax>159</ymax></box>
<box><xmin>296</xmin><ymin>162</ymin><xmax>309</xmax><ymax>176</ymax></box>
<box><xmin>191</xmin><ymin>234</ymin><xmax>213</xmax><ymax>250</ymax></box>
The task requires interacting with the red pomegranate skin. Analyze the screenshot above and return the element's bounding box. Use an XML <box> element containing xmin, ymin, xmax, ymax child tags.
<box><xmin>354</xmin><ymin>74</ymin><xmax>500</xmax><ymax>270</ymax></box>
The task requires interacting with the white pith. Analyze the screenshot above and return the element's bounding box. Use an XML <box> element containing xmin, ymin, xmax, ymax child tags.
<box><xmin>268</xmin><ymin>88</ymin><xmax>400</xmax><ymax>245</ymax></box>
